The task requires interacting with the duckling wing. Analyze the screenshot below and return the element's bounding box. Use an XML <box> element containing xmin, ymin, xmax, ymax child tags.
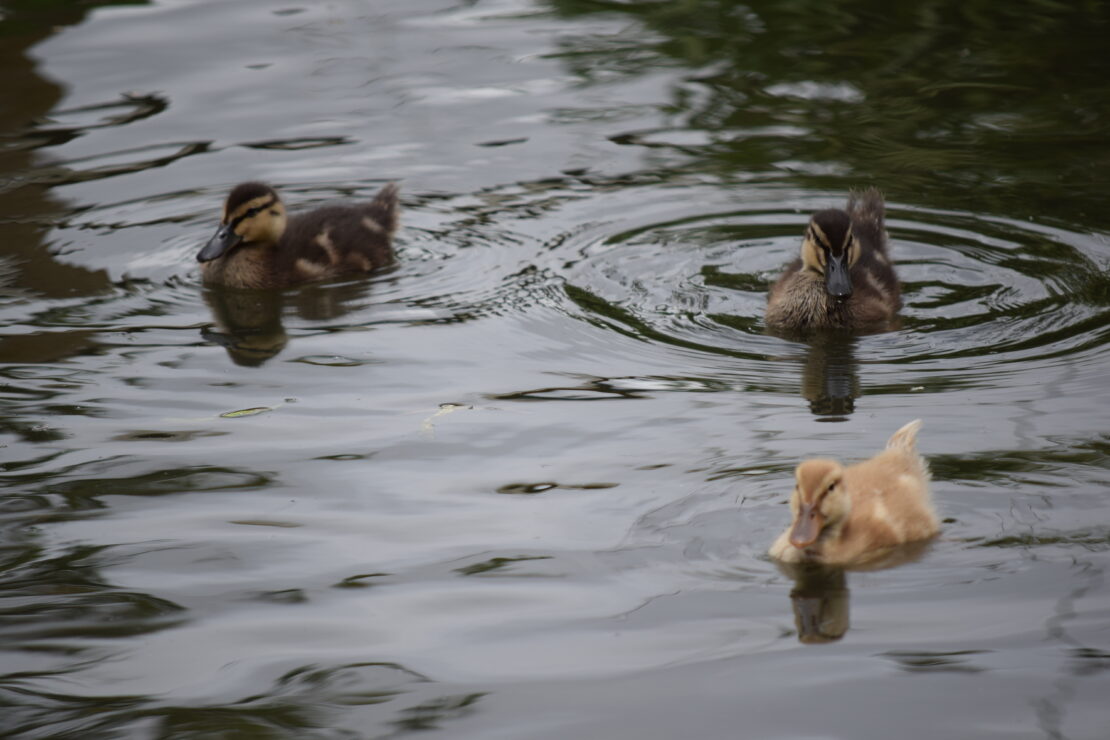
<box><xmin>886</xmin><ymin>419</ymin><xmax>922</xmax><ymax>450</ymax></box>
<box><xmin>275</xmin><ymin>205</ymin><xmax>391</xmax><ymax>282</ymax></box>
<box><xmin>364</xmin><ymin>182</ymin><xmax>400</xmax><ymax>237</ymax></box>
<box><xmin>847</xmin><ymin>187</ymin><xmax>887</xmax><ymax>256</ymax></box>
<box><xmin>846</xmin><ymin>189</ymin><xmax>901</xmax><ymax>320</ymax></box>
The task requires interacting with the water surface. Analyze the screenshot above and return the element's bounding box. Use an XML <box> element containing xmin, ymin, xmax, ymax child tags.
<box><xmin>2</xmin><ymin>1</ymin><xmax>1109</xmax><ymax>738</ymax></box>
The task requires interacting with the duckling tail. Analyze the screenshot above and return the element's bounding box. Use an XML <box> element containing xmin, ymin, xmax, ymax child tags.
<box><xmin>847</xmin><ymin>187</ymin><xmax>886</xmax><ymax>254</ymax></box>
<box><xmin>367</xmin><ymin>182</ymin><xmax>400</xmax><ymax>237</ymax></box>
<box><xmin>886</xmin><ymin>419</ymin><xmax>922</xmax><ymax>450</ymax></box>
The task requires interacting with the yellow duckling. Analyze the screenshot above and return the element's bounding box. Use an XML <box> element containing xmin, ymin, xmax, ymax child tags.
<box><xmin>768</xmin><ymin>420</ymin><xmax>938</xmax><ymax>566</ymax></box>
<box><xmin>766</xmin><ymin>188</ymin><xmax>900</xmax><ymax>331</ymax></box>
<box><xmin>198</xmin><ymin>181</ymin><xmax>399</xmax><ymax>289</ymax></box>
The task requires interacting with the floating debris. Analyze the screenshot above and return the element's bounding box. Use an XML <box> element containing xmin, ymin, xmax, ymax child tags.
<box><xmin>294</xmin><ymin>355</ymin><xmax>367</xmax><ymax>367</ymax></box>
<box><xmin>220</xmin><ymin>406</ymin><xmax>273</xmax><ymax>418</ymax></box>
<box><xmin>497</xmin><ymin>482</ymin><xmax>558</xmax><ymax>494</ymax></box>
<box><xmin>420</xmin><ymin>403</ymin><xmax>473</xmax><ymax>438</ymax></box>
<box><xmin>333</xmin><ymin>572</ymin><xmax>390</xmax><ymax>589</ymax></box>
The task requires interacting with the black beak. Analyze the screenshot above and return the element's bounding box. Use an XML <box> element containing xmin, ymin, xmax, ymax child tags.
<box><xmin>198</xmin><ymin>224</ymin><xmax>241</xmax><ymax>262</ymax></box>
<box><xmin>825</xmin><ymin>254</ymin><xmax>852</xmax><ymax>300</ymax></box>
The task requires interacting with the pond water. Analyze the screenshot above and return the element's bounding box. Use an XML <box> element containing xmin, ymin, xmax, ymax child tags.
<box><xmin>2</xmin><ymin>0</ymin><xmax>1109</xmax><ymax>737</ymax></box>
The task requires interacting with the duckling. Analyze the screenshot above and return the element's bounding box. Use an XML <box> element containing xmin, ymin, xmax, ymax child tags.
<box><xmin>198</xmin><ymin>181</ymin><xmax>399</xmax><ymax>289</ymax></box>
<box><xmin>766</xmin><ymin>188</ymin><xmax>900</xmax><ymax>331</ymax></box>
<box><xmin>768</xmin><ymin>420</ymin><xmax>938</xmax><ymax>567</ymax></box>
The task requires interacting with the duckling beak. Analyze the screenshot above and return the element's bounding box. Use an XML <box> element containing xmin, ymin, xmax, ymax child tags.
<box><xmin>198</xmin><ymin>224</ymin><xmax>241</xmax><ymax>262</ymax></box>
<box><xmin>789</xmin><ymin>504</ymin><xmax>824</xmax><ymax>549</ymax></box>
<box><xmin>824</xmin><ymin>255</ymin><xmax>852</xmax><ymax>300</ymax></box>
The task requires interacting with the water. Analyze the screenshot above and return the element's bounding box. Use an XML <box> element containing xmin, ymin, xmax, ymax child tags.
<box><xmin>2</xmin><ymin>1</ymin><xmax>1109</xmax><ymax>737</ymax></box>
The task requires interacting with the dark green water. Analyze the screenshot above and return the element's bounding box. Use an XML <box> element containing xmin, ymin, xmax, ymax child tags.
<box><xmin>1</xmin><ymin>1</ymin><xmax>1108</xmax><ymax>738</ymax></box>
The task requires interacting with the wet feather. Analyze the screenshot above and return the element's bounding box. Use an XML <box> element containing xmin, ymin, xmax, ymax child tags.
<box><xmin>199</xmin><ymin>182</ymin><xmax>399</xmax><ymax>289</ymax></box>
<box><xmin>766</xmin><ymin>188</ymin><xmax>900</xmax><ymax>331</ymax></box>
<box><xmin>768</xmin><ymin>420</ymin><xmax>939</xmax><ymax>567</ymax></box>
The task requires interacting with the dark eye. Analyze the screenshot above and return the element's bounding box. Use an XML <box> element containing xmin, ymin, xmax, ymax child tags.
<box><xmin>828</xmin><ymin>482</ymin><xmax>837</xmax><ymax>492</ymax></box>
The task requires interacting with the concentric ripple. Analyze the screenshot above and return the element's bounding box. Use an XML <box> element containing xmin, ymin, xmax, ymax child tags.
<box><xmin>549</xmin><ymin>185</ymin><xmax>1110</xmax><ymax>419</ymax></box>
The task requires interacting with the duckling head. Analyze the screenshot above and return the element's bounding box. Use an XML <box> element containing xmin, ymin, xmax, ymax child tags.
<box><xmin>800</xmin><ymin>209</ymin><xmax>857</xmax><ymax>301</ymax></box>
<box><xmin>198</xmin><ymin>182</ymin><xmax>288</xmax><ymax>262</ymax></box>
<box><xmin>788</xmin><ymin>458</ymin><xmax>850</xmax><ymax>549</ymax></box>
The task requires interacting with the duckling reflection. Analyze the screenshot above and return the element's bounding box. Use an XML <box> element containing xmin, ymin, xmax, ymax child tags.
<box><xmin>201</xmin><ymin>287</ymin><xmax>287</xmax><ymax>367</ymax></box>
<box><xmin>779</xmin><ymin>563</ymin><xmax>850</xmax><ymax>644</ymax></box>
<box><xmin>201</xmin><ymin>279</ymin><xmax>375</xmax><ymax>366</ymax></box>
<box><xmin>801</xmin><ymin>332</ymin><xmax>860</xmax><ymax>419</ymax></box>
<box><xmin>777</xmin><ymin>540</ymin><xmax>932</xmax><ymax>644</ymax></box>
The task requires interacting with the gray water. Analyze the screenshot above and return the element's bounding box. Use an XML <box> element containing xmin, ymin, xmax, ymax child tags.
<box><xmin>2</xmin><ymin>1</ymin><xmax>1109</xmax><ymax>738</ymax></box>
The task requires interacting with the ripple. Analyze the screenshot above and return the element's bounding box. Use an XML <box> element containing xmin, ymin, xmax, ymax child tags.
<box><xmin>552</xmin><ymin>186</ymin><xmax>1110</xmax><ymax>417</ymax></box>
<box><xmin>0</xmin><ymin>93</ymin><xmax>169</xmax><ymax>153</ymax></box>
<box><xmin>292</xmin><ymin>355</ymin><xmax>371</xmax><ymax>367</ymax></box>
<box><xmin>9</xmin><ymin>141</ymin><xmax>212</xmax><ymax>190</ymax></box>
<box><xmin>496</xmin><ymin>481</ymin><xmax>618</xmax><ymax>495</ymax></box>
<box><xmin>240</xmin><ymin>136</ymin><xmax>354</xmax><ymax>151</ymax></box>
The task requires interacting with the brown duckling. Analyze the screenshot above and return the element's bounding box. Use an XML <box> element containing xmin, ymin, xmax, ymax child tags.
<box><xmin>766</xmin><ymin>188</ymin><xmax>900</xmax><ymax>331</ymax></box>
<box><xmin>768</xmin><ymin>420</ymin><xmax>938</xmax><ymax>567</ymax></box>
<box><xmin>198</xmin><ymin>181</ymin><xmax>399</xmax><ymax>289</ymax></box>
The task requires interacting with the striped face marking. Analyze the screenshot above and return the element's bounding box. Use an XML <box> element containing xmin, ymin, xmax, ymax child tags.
<box><xmin>218</xmin><ymin>191</ymin><xmax>288</xmax><ymax>248</ymax></box>
<box><xmin>798</xmin><ymin>210</ymin><xmax>858</xmax><ymax>300</ymax></box>
<box><xmin>225</xmin><ymin>195</ymin><xmax>278</xmax><ymax>236</ymax></box>
<box><xmin>802</xmin><ymin>212</ymin><xmax>858</xmax><ymax>274</ymax></box>
<box><xmin>200</xmin><ymin>188</ymin><xmax>283</xmax><ymax>263</ymax></box>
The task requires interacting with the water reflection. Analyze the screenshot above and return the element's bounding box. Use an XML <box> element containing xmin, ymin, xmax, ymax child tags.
<box><xmin>0</xmin><ymin>658</ymin><xmax>479</xmax><ymax>738</ymax></box>
<box><xmin>761</xmin><ymin>331</ymin><xmax>861</xmax><ymax>419</ymax></box>
<box><xmin>201</xmin><ymin>288</ymin><xmax>288</xmax><ymax>366</ymax></box>
<box><xmin>1</xmin><ymin>0</ymin><xmax>1109</xmax><ymax>735</ymax></box>
<box><xmin>0</xmin><ymin>2</ymin><xmax>118</xmax><ymax>301</ymax></box>
<box><xmin>201</xmin><ymin>280</ymin><xmax>375</xmax><ymax>366</ymax></box>
<box><xmin>781</xmin><ymin>564</ymin><xmax>850</xmax><ymax>644</ymax></box>
<box><xmin>799</xmin><ymin>333</ymin><xmax>859</xmax><ymax>420</ymax></box>
<box><xmin>545</xmin><ymin>0</ymin><xmax>1110</xmax><ymax>228</ymax></box>
<box><xmin>778</xmin><ymin>540</ymin><xmax>933</xmax><ymax>644</ymax></box>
